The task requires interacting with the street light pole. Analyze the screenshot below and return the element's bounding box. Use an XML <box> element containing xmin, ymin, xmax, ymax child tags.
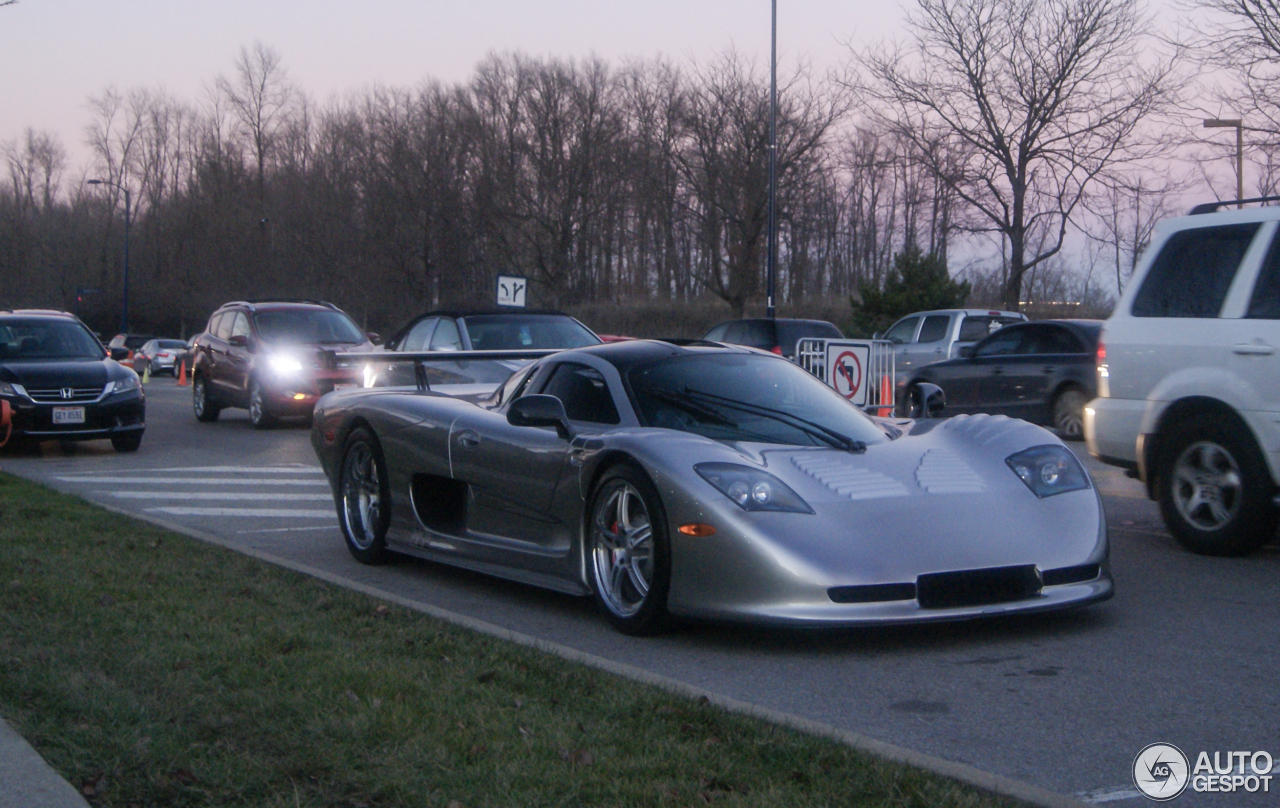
<box><xmin>1203</xmin><ymin>119</ymin><xmax>1244</xmax><ymax>209</ymax></box>
<box><xmin>87</xmin><ymin>179</ymin><xmax>131</xmax><ymax>333</ymax></box>
<box><xmin>766</xmin><ymin>0</ymin><xmax>778</xmax><ymax>320</ymax></box>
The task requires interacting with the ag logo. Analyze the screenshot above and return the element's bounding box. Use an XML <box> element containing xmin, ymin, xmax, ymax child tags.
<box><xmin>1133</xmin><ymin>743</ymin><xmax>1189</xmax><ymax>801</ymax></box>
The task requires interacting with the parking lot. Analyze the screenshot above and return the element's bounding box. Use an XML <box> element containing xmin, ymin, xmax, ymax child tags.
<box><xmin>2</xmin><ymin>379</ymin><xmax>1279</xmax><ymax>805</ymax></box>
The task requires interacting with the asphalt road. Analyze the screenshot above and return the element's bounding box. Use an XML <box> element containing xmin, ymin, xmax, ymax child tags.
<box><xmin>2</xmin><ymin>380</ymin><xmax>1278</xmax><ymax>806</ymax></box>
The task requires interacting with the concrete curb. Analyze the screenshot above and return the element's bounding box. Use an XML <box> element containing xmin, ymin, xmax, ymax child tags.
<box><xmin>0</xmin><ymin>717</ymin><xmax>90</xmax><ymax>808</ymax></box>
<box><xmin>87</xmin><ymin>500</ymin><xmax>1090</xmax><ymax>808</ymax></box>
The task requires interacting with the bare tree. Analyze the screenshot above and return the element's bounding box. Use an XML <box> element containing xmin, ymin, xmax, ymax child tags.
<box><xmin>216</xmin><ymin>43</ymin><xmax>296</xmax><ymax>208</ymax></box>
<box><xmin>1087</xmin><ymin>171</ymin><xmax>1184</xmax><ymax>294</ymax></box>
<box><xmin>858</xmin><ymin>0</ymin><xmax>1175</xmax><ymax>311</ymax></box>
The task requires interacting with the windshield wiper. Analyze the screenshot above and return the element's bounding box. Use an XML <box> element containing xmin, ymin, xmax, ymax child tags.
<box><xmin>682</xmin><ymin>387</ymin><xmax>867</xmax><ymax>453</ymax></box>
<box><xmin>639</xmin><ymin>388</ymin><xmax>738</xmax><ymax>427</ymax></box>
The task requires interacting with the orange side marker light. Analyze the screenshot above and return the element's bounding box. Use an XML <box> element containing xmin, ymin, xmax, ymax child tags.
<box><xmin>678</xmin><ymin>523</ymin><xmax>717</xmax><ymax>537</ymax></box>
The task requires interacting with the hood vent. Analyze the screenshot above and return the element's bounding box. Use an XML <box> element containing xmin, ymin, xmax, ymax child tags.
<box><xmin>915</xmin><ymin>449</ymin><xmax>986</xmax><ymax>494</ymax></box>
<box><xmin>791</xmin><ymin>454</ymin><xmax>908</xmax><ymax>501</ymax></box>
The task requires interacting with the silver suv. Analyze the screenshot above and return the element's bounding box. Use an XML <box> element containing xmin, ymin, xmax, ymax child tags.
<box><xmin>1085</xmin><ymin>198</ymin><xmax>1280</xmax><ymax>555</ymax></box>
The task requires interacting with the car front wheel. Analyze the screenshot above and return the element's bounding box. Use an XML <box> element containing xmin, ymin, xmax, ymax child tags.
<box><xmin>111</xmin><ymin>432</ymin><xmax>143</xmax><ymax>452</ymax></box>
<box><xmin>248</xmin><ymin>380</ymin><xmax>275</xmax><ymax>429</ymax></box>
<box><xmin>587</xmin><ymin>463</ymin><xmax>671</xmax><ymax>635</ymax></box>
<box><xmin>193</xmin><ymin>376</ymin><xmax>220</xmax><ymax>422</ymax></box>
<box><xmin>338</xmin><ymin>426</ymin><xmax>393</xmax><ymax>564</ymax></box>
<box><xmin>1157</xmin><ymin>419</ymin><xmax>1278</xmax><ymax>556</ymax></box>
<box><xmin>1052</xmin><ymin>387</ymin><xmax>1088</xmax><ymax>441</ymax></box>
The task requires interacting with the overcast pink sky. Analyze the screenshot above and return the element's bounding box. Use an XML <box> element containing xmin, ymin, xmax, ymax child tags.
<box><xmin>1</xmin><ymin>0</ymin><xmax>890</xmax><ymax>168</ymax></box>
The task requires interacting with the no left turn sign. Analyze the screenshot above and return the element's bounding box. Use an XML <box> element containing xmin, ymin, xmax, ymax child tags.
<box><xmin>832</xmin><ymin>350</ymin><xmax>863</xmax><ymax>400</ymax></box>
<box><xmin>823</xmin><ymin>341</ymin><xmax>872</xmax><ymax>406</ymax></box>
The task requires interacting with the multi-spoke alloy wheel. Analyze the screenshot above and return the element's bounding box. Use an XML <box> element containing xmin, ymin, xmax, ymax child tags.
<box><xmin>588</xmin><ymin>465</ymin><xmax>670</xmax><ymax>634</ymax></box>
<box><xmin>1158</xmin><ymin>420</ymin><xmax>1277</xmax><ymax>557</ymax></box>
<box><xmin>1053</xmin><ymin>388</ymin><xmax>1087</xmax><ymax>441</ymax></box>
<box><xmin>1172</xmin><ymin>441</ymin><xmax>1241</xmax><ymax>531</ymax></box>
<box><xmin>249</xmin><ymin>380</ymin><xmax>274</xmax><ymax>429</ymax></box>
<box><xmin>193</xmin><ymin>376</ymin><xmax>220</xmax><ymax>422</ymax></box>
<box><xmin>339</xmin><ymin>427</ymin><xmax>392</xmax><ymax>564</ymax></box>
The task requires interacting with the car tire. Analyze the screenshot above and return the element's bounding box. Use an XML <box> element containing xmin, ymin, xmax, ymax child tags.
<box><xmin>338</xmin><ymin>426</ymin><xmax>393</xmax><ymax>565</ymax></box>
<box><xmin>586</xmin><ymin>462</ymin><xmax>671</xmax><ymax>635</ymax></box>
<box><xmin>248</xmin><ymin>380</ymin><xmax>275</xmax><ymax>429</ymax></box>
<box><xmin>1052</xmin><ymin>386</ymin><xmax>1088</xmax><ymax>441</ymax></box>
<box><xmin>1157</xmin><ymin>418</ymin><xmax>1278</xmax><ymax>556</ymax></box>
<box><xmin>111</xmin><ymin>432</ymin><xmax>143</xmax><ymax>452</ymax></box>
<box><xmin>192</xmin><ymin>375</ymin><xmax>220</xmax><ymax>422</ymax></box>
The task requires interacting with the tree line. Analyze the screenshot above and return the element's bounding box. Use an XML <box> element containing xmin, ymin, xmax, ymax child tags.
<box><xmin>5</xmin><ymin>0</ymin><xmax>1278</xmax><ymax>337</ymax></box>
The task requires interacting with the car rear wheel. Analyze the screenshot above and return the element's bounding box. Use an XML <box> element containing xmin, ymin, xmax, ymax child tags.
<box><xmin>111</xmin><ymin>432</ymin><xmax>143</xmax><ymax>453</ymax></box>
<box><xmin>1052</xmin><ymin>387</ymin><xmax>1088</xmax><ymax>441</ymax></box>
<box><xmin>1157</xmin><ymin>419</ymin><xmax>1278</xmax><ymax>556</ymax></box>
<box><xmin>249</xmin><ymin>380</ymin><xmax>275</xmax><ymax>429</ymax></box>
<box><xmin>192</xmin><ymin>376</ymin><xmax>220</xmax><ymax>422</ymax></box>
<box><xmin>587</xmin><ymin>463</ymin><xmax>671</xmax><ymax>635</ymax></box>
<box><xmin>338</xmin><ymin>426</ymin><xmax>393</xmax><ymax>564</ymax></box>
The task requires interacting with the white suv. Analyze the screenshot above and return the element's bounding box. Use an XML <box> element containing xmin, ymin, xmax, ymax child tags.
<box><xmin>1085</xmin><ymin>199</ymin><xmax>1280</xmax><ymax>555</ymax></box>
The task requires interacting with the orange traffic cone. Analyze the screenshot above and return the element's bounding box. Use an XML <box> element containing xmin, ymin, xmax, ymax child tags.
<box><xmin>878</xmin><ymin>375</ymin><xmax>893</xmax><ymax>417</ymax></box>
<box><xmin>176</xmin><ymin>360</ymin><xmax>188</xmax><ymax>386</ymax></box>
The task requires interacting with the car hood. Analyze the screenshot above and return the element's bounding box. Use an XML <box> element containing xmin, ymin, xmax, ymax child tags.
<box><xmin>0</xmin><ymin>358</ymin><xmax>114</xmax><ymax>389</ymax></box>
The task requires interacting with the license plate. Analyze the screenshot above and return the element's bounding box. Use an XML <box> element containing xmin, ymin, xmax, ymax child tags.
<box><xmin>53</xmin><ymin>406</ymin><xmax>85</xmax><ymax>425</ymax></box>
<box><xmin>334</xmin><ymin>383</ymin><xmax>357</xmax><ymax>390</ymax></box>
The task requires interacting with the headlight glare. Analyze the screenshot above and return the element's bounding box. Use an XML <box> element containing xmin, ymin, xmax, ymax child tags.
<box><xmin>269</xmin><ymin>354</ymin><xmax>304</xmax><ymax>375</ymax></box>
<box><xmin>1005</xmin><ymin>445</ymin><xmax>1089</xmax><ymax>498</ymax></box>
<box><xmin>695</xmin><ymin>462</ymin><xmax>813</xmax><ymax>513</ymax></box>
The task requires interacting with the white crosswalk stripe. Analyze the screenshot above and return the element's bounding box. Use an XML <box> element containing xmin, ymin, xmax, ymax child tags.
<box><xmin>51</xmin><ymin>465</ymin><xmax>338</xmax><ymax>525</ymax></box>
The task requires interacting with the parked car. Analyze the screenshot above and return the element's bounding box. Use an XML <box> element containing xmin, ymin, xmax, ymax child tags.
<box><xmin>106</xmin><ymin>332</ymin><xmax>154</xmax><ymax>369</ymax></box>
<box><xmin>134</xmin><ymin>338</ymin><xmax>188</xmax><ymax>377</ymax></box>
<box><xmin>903</xmin><ymin>320</ymin><xmax>1101</xmax><ymax>439</ymax></box>
<box><xmin>313</xmin><ymin>339</ymin><xmax>1109</xmax><ymax>634</ymax></box>
<box><xmin>702</xmin><ymin>318</ymin><xmax>844</xmax><ymax>359</ymax></box>
<box><xmin>376</xmin><ymin>310</ymin><xmax>602</xmax><ymax>388</ymax></box>
<box><xmin>878</xmin><ymin>309</ymin><xmax>1027</xmax><ymax>386</ymax></box>
<box><xmin>0</xmin><ymin>309</ymin><xmax>144</xmax><ymax>451</ymax></box>
<box><xmin>191</xmin><ymin>300</ymin><xmax>376</xmax><ymax>428</ymax></box>
<box><xmin>1086</xmin><ymin>197</ymin><xmax>1280</xmax><ymax>556</ymax></box>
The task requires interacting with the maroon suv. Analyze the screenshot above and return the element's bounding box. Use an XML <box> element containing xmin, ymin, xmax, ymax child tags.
<box><xmin>191</xmin><ymin>300</ymin><xmax>376</xmax><ymax>428</ymax></box>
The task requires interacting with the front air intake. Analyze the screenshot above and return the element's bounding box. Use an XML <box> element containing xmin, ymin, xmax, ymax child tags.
<box><xmin>915</xmin><ymin>565</ymin><xmax>1042</xmax><ymax>609</ymax></box>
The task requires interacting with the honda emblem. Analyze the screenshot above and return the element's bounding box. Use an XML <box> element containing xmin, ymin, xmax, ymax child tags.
<box><xmin>60</xmin><ymin>388</ymin><xmax>74</xmax><ymax>400</ymax></box>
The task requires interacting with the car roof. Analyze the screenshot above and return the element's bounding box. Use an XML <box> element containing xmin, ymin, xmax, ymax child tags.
<box><xmin>0</xmin><ymin>309</ymin><xmax>76</xmax><ymax>318</ymax></box>
<box><xmin>417</xmin><ymin>309</ymin><xmax>576</xmax><ymax>319</ymax></box>
<box><xmin>214</xmin><ymin>300</ymin><xmax>342</xmax><ymax>313</ymax></box>
<box><xmin>549</xmin><ymin>337</ymin><xmax>761</xmax><ymax>376</ymax></box>
<box><xmin>896</xmin><ymin>309</ymin><xmax>1025</xmax><ymax>318</ymax></box>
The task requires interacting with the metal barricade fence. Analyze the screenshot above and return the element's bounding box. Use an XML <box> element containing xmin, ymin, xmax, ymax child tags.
<box><xmin>794</xmin><ymin>338</ymin><xmax>897</xmax><ymax>415</ymax></box>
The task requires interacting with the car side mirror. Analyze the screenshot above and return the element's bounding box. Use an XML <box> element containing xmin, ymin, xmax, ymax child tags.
<box><xmin>873</xmin><ymin>332</ymin><xmax>882</xmax><ymax>340</ymax></box>
<box><xmin>109</xmin><ymin>346</ymin><xmax>129</xmax><ymax>361</ymax></box>
<box><xmin>959</xmin><ymin>346</ymin><xmax>975</xmax><ymax>358</ymax></box>
<box><xmin>908</xmin><ymin>383</ymin><xmax>947</xmax><ymax>418</ymax></box>
<box><xmin>228</xmin><ymin>334</ymin><xmax>249</xmax><ymax>347</ymax></box>
<box><xmin>507</xmin><ymin>394</ymin><xmax>574</xmax><ymax>439</ymax></box>
<box><xmin>366</xmin><ymin>332</ymin><xmax>381</xmax><ymax>345</ymax></box>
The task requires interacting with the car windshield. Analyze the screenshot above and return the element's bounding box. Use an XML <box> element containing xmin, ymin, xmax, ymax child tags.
<box><xmin>0</xmin><ymin>319</ymin><xmax>105</xmax><ymax>361</ymax></box>
<box><xmin>628</xmin><ymin>353</ymin><xmax>889</xmax><ymax>448</ymax></box>
<box><xmin>461</xmin><ymin>315</ymin><xmax>599</xmax><ymax>351</ymax></box>
<box><xmin>254</xmin><ymin>309</ymin><xmax>365</xmax><ymax>345</ymax></box>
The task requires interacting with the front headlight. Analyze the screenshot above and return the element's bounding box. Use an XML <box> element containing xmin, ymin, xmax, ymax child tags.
<box><xmin>694</xmin><ymin>462</ymin><xmax>814</xmax><ymax>513</ymax></box>
<box><xmin>0</xmin><ymin>381</ymin><xmax>18</xmax><ymax>397</ymax></box>
<box><xmin>1005</xmin><ymin>445</ymin><xmax>1090</xmax><ymax>498</ymax></box>
<box><xmin>268</xmin><ymin>354</ymin><xmax>304</xmax><ymax>375</ymax></box>
<box><xmin>109</xmin><ymin>375</ymin><xmax>140</xmax><ymax>395</ymax></box>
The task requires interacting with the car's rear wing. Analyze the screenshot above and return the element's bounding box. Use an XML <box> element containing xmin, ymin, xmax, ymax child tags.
<box><xmin>321</xmin><ymin>349</ymin><xmax>559</xmax><ymax>392</ymax></box>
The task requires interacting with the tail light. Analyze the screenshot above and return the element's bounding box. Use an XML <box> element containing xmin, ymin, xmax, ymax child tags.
<box><xmin>1096</xmin><ymin>334</ymin><xmax>1109</xmax><ymax>397</ymax></box>
<box><xmin>771</xmin><ymin>346</ymin><xmax>783</xmax><ymax>355</ymax></box>
<box><xmin>1096</xmin><ymin>339</ymin><xmax>1106</xmax><ymax>366</ymax></box>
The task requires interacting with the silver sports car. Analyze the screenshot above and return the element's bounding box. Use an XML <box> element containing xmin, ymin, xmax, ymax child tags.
<box><xmin>311</xmin><ymin>339</ymin><xmax>1111</xmax><ymax>634</ymax></box>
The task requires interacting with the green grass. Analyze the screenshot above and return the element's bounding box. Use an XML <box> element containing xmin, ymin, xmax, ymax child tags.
<box><xmin>0</xmin><ymin>473</ymin><xmax>1021</xmax><ymax>807</ymax></box>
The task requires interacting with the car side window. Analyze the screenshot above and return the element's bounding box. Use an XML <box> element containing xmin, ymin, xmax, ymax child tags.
<box><xmin>539</xmin><ymin>362</ymin><xmax>620</xmax><ymax>424</ymax></box>
<box><xmin>916</xmin><ymin>315</ymin><xmax>950</xmax><ymax>344</ymax></box>
<box><xmin>974</xmin><ymin>327</ymin><xmax>1025</xmax><ymax>357</ymax></box>
<box><xmin>399</xmin><ymin>318</ymin><xmax>438</xmax><ymax>352</ymax></box>
<box><xmin>1132</xmin><ymin>223</ymin><xmax>1261</xmax><ymax>318</ymax></box>
<box><xmin>1247</xmin><ymin>231</ymin><xmax>1280</xmax><ymax>319</ymax></box>
<box><xmin>230</xmin><ymin>312</ymin><xmax>251</xmax><ymax>339</ymax></box>
<box><xmin>430</xmin><ymin>318</ymin><xmax>463</xmax><ymax>351</ymax></box>
<box><xmin>213</xmin><ymin>313</ymin><xmax>233</xmax><ymax>340</ymax></box>
<box><xmin>884</xmin><ymin>317</ymin><xmax>919</xmax><ymax>344</ymax></box>
<box><xmin>1032</xmin><ymin>325</ymin><xmax>1085</xmax><ymax>354</ymax></box>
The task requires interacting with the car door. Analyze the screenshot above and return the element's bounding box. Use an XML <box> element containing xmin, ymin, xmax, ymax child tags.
<box><xmin>206</xmin><ymin>313</ymin><xmax>235</xmax><ymax>395</ymax></box>
<box><xmin>883</xmin><ymin>316</ymin><xmax>921</xmax><ymax>378</ymax></box>
<box><xmin>223</xmin><ymin>311</ymin><xmax>253</xmax><ymax>401</ymax></box>
<box><xmin>909</xmin><ymin>314</ymin><xmax>952</xmax><ymax>373</ymax></box>
<box><xmin>973</xmin><ymin>325</ymin><xmax>1035</xmax><ymax>414</ymax></box>
<box><xmin>979</xmin><ymin>324</ymin><xmax>1065</xmax><ymax>419</ymax></box>
<box><xmin>1236</xmin><ymin>225</ymin><xmax>1280</xmax><ymax>434</ymax></box>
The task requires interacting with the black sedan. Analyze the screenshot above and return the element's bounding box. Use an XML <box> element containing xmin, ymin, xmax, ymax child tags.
<box><xmin>0</xmin><ymin>310</ymin><xmax>145</xmax><ymax>451</ymax></box>
<box><xmin>902</xmin><ymin>320</ymin><xmax>1101</xmax><ymax>440</ymax></box>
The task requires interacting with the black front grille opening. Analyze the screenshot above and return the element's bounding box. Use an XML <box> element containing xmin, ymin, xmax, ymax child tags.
<box><xmin>916</xmin><ymin>565</ymin><xmax>1043</xmax><ymax>609</ymax></box>
<box><xmin>828</xmin><ymin>582</ymin><xmax>917</xmax><ymax>604</ymax></box>
<box><xmin>1041</xmin><ymin>563</ymin><xmax>1101</xmax><ymax>586</ymax></box>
